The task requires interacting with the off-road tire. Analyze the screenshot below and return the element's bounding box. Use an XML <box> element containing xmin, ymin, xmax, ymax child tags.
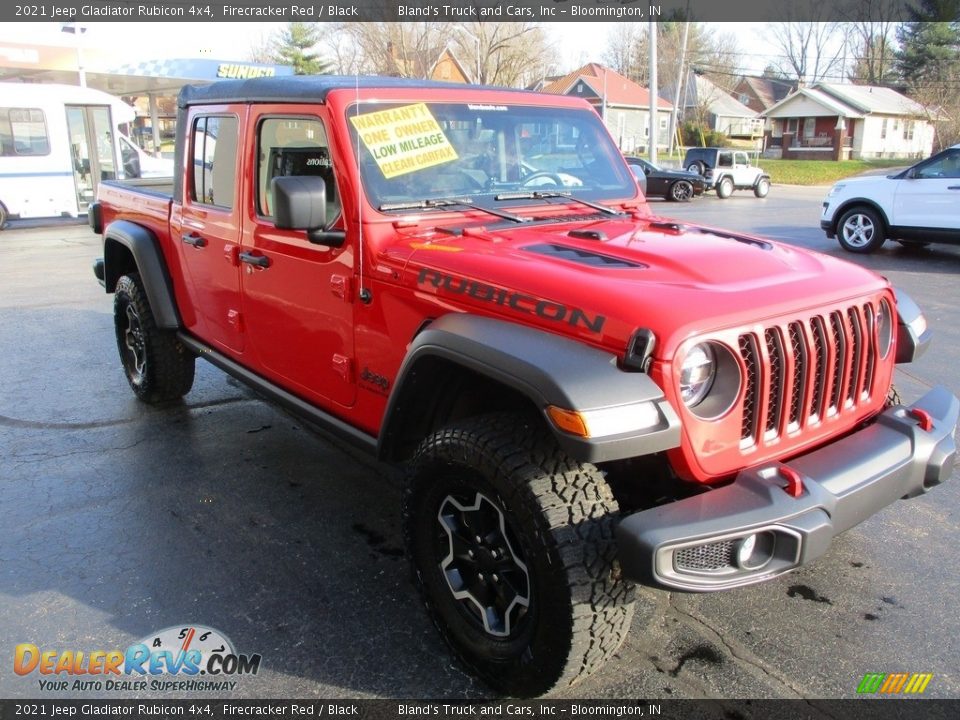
<box><xmin>716</xmin><ymin>176</ymin><xmax>734</xmax><ymax>199</ymax></box>
<box><xmin>686</xmin><ymin>161</ymin><xmax>705</xmax><ymax>175</ymax></box>
<box><xmin>403</xmin><ymin>413</ymin><xmax>635</xmax><ymax>697</ymax></box>
<box><xmin>754</xmin><ymin>178</ymin><xmax>770</xmax><ymax>198</ymax></box>
<box><xmin>114</xmin><ymin>273</ymin><xmax>194</xmax><ymax>403</ymax></box>
<box><xmin>837</xmin><ymin>205</ymin><xmax>886</xmax><ymax>254</ymax></box>
<box><xmin>0</xmin><ymin>201</ymin><xmax>8</xmax><ymax>230</ymax></box>
<box><xmin>669</xmin><ymin>180</ymin><xmax>694</xmax><ymax>202</ymax></box>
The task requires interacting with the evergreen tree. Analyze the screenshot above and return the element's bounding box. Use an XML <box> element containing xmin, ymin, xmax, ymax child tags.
<box><xmin>895</xmin><ymin>1</ymin><xmax>960</xmax><ymax>86</ymax></box>
<box><xmin>272</xmin><ymin>23</ymin><xmax>330</xmax><ymax>75</ymax></box>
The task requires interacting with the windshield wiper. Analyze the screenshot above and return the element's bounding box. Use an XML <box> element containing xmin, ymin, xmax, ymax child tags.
<box><xmin>378</xmin><ymin>197</ymin><xmax>530</xmax><ymax>223</ymax></box>
<box><xmin>494</xmin><ymin>191</ymin><xmax>623</xmax><ymax>216</ymax></box>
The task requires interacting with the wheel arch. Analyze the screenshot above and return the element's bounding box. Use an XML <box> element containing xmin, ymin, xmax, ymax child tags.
<box><xmin>103</xmin><ymin>220</ymin><xmax>181</xmax><ymax>329</ymax></box>
<box><xmin>378</xmin><ymin>314</ymin><xmax>680</xmax><ymax>465</ymax></box>
<box><xmin>831</xmin><ymin>198</ymin><xmax>891</xmax><ymax>237</ymax></box>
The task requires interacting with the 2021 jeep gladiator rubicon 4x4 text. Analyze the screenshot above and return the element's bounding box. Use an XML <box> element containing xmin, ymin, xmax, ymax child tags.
<box><xmin>90</xmin><ymin>77</ymin><xmax>957</xmax><ymax>697</ymax></box>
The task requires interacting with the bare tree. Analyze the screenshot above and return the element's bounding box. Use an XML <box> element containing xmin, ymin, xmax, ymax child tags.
<box><xmin>603</xmin><ymin>25</ymin><xmax>648</xmax><ymax>85</ymax></box>
<box><xmin>452</xmin><ymin>22</ymin><xmax>556</xmax><ymax>87</ymax></box>
<box><xmin>846</xmin><ymin>1</ymin><xmax>902</xmax><ymax>84</ymax></box>
<box><xmin>767</xmin><ymin>20</ymin><xmax>844</xmax><ymax>83</ymax></box>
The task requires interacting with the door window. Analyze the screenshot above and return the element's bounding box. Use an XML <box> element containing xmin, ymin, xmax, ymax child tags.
<box><xmin>256</xmin><ymin>117</ymin><xmax>340</xmax><ymax>222</ymax></box>
<box><xmin>191</xmin><ymin>116</ymin><xmax>239</xmax><ymax>209</ymax></box>
<box><xmin>915</xmin><ymin>150</ymin><xmax>960</xmax><ymax>179</ymax></box>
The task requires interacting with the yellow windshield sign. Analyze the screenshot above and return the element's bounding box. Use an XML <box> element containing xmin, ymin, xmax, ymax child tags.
<box><xmin>350</xmin><ymin>103</ymin><xmax>458</xmax><ymax>179</ymax></box>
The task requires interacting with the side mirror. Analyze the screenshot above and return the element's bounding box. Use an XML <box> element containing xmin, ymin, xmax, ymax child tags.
<box><xmin>272</xmin><ymin>175</ymin><xmax>345</xmax><ymax>247</ymax></box>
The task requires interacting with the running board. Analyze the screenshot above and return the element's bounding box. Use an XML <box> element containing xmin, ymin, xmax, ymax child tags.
<box><xmin>177</xmin><ymin>333</ymin><xmax>378</xmax><ymax>455</ymax></box>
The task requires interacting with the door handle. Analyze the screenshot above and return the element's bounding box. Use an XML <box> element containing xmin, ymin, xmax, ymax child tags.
<box><xmin>948</xmin><ymin>186</ymin><xmax>960</xmax><ymax>190</ymax></box>
<box><xmin>239</xmin><ymin>251</ymin><xmax>270</xmax><ymax>268</ymax></box>
<box><xmin>182</xmin><ymin>233</ymin><xmax>207</xmax><ymax>248</ymax></box>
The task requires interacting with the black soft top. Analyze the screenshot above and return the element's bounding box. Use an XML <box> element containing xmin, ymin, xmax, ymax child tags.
<box><xmin>177</xmin><ymin>75</ymin><xmax>535</xmax><ymax>108</ymax></box>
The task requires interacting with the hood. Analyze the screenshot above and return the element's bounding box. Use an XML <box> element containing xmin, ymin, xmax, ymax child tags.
<box><xmin>391</xmin><ymin>214</ymin><xmax>889</xmax><ymax>358</ymax></box>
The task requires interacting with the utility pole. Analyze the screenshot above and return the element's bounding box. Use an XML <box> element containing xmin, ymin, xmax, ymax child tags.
<box><xmin>648</xmin><ymin>21</ymin><xmax>658</xmax><ymax>163</ymax></box>
<box><xmin>669</xmin><ymin>21</ymin><xmax>691</xmax><ymax>157</ymax></box>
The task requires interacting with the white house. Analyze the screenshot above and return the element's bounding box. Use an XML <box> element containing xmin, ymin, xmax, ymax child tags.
<box><xmin>665</xmin><ymin>73</ymin><xmax>762</xmax><ymax>139</ymax></box>
<box><xmin>763</xmin><ymin>83</ymin><xmax>935</xmax><ymax>160</ymax></box>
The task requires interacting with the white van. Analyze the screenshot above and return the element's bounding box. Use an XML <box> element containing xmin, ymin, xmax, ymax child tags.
<box><xmin>0</xmin><ymin>83</ymin><xmax>173</xmax><ymax>227</ymax></box>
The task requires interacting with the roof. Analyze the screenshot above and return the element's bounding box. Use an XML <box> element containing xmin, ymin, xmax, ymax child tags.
<box><xmin>178</xmin><ymin>75</ymin><xmax>535</xmax><ymax>108</ymax></box>
<box><xmin>815</xmin><ymin>83</ymin><xmax>929</xmax><ymax>117</ymax></box>
<box><xmin>763</xmin><ymin>82</ymin><xmax>930</xmax><ymax>119</ymax></box>
<box><xmin>541</xmin><ymin>63</ymin><xmax>672</xmax><ymax>110</ymax></box>
<box><xmin>738</xmin><ymin>76</ymin><xmax>796</xmax><ymax>110</ymax></box>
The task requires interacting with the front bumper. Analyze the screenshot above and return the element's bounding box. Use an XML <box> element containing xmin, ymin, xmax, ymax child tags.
<box><xmin>820</xmin><ymin>218</ymin><xmax>835</xmax><ymax>238</ymax></box>
<box><xmin>616</xmin><ymin>386</ymin><xmax>958</xmax><ymax>591</ymax></box>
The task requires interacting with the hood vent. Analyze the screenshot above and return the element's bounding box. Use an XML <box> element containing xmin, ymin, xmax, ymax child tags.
<box><xmin>523</xmin><ymin>243</ymin><xmax>647</xmax><ymax>270</ymax></box>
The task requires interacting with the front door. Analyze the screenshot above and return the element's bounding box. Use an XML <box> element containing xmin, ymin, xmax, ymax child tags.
<box><xmin>239</xmin><ymin>110</ymin><xmax>356</xmax><ymax>408</ymax></box>
<box><xmin>64</xmin><ymin>104</ymin><xmax>117</xmax><ymax>213</ymax></box>
<box><xmin>893</xmin><ymin>147</ymin><xmax>960</xmax><ymax>231</ymax></box>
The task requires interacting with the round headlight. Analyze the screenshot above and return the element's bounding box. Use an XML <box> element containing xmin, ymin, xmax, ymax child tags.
<box><xmin>877</xmin><ymin>299</ymin><xmax>893</xmax><ymax>359</ymax></box>
<box><xmin>680</xmin><ymin>343</ymin><xmax>716</xmax><ymax>407</ymax></box>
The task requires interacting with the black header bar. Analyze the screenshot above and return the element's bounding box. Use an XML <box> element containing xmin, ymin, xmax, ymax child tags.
<box><xmin>4</xmin><ymin>0</ymin><xmax>940</xmax><ymax>24</ymax></box>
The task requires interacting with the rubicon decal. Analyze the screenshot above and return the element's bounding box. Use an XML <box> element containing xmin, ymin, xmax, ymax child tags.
<box><xmin>14</xmin><ymin>625</ymin><xmax>261</xmax><ymax>693</ymax></box>
<box><xmin>417</xmin><ymin>268</ymin><xmax>606</xmax><ymax>333</ymax></box>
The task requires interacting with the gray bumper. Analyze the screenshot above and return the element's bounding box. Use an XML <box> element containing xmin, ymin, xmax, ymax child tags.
<box><xmin>616</xmin><ymin>386</ymin><xmax>959</xmax><ymax>591</ymax></box>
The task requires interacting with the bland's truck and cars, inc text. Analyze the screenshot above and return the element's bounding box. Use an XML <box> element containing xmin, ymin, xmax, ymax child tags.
<box><xmin>88</xmin><ymin>76</ymin><xmax>958</xmax><ymax>697</ymax></box>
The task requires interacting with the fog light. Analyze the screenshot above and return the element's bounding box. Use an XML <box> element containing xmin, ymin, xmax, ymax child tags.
<box><xmin>736</xmin><ymin>532</ymin><xmax>775</xmax><ymax>571</ymax></box>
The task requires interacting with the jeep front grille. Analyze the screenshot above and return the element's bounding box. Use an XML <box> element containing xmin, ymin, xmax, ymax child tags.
<box><xmin>738</xmin><ymin>303</ymin><xmax>878</xmax><ymax>447</ymax></box>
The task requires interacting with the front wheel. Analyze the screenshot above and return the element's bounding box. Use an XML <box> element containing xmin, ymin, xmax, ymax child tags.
<box><xmin>403</xmin><ymin>414</ymin><xmax>635</xmax><ymax>697</ymax></box>
<box><xmin>669</xmin><ymin>180</ymin><xmax>694</xmax><ymax>202</ymax></box>
<box><xmin>837</xmin><ymin>206</ymin><xmax>886</xmax><ymax>253</ymax></box>
<box><xmin>114</xmin><ymin>273</ymin><xmax>195</xmax><ymax>403</ymax></box>
<box><xmin>753</xmin><ymin>178</ymin><xmax>770</xmax><ymax>198</ymax></box>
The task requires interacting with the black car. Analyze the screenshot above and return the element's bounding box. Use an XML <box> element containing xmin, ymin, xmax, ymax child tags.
<box><xmin>625</xmin><ymin>157</ymin><xmax>705</xmax><ymax>201</ymax></box>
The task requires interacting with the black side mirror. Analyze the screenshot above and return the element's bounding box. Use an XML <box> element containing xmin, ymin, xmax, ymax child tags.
<box><xmin>272</xmin><ymin>175</ymin><xmax>345</xmax><ymax>247</ymax></box>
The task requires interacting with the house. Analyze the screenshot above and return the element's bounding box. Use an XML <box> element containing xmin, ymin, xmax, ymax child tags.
<box><xmin>763</xmin><ymin>82</ymin><xmax>935</xmax><ymax>160</ymax></box>
<box><xmin>666</xmin><ymin>72</ymin><xmax>762</xmax><ymax>139</ymax></box>
<box><xmin>539</xmin><ymin>63</ymin><xmax>673</xmax><ymax>152</ymax></box>
<box><xmin>730</xmin><ymin>75</ymin><xmax>797</xmax><ymax>115</ymax></box>
<box><xmin>385</xmin><ymin>43</ymin><xmax>472</xmax><ymax>83</ymax></box>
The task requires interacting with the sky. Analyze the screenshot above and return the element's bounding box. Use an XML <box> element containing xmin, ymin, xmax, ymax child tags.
<box><xmin>0</xmin><ymin>21</ymin><xmax>779</xmax><ymax>76</ymax></box>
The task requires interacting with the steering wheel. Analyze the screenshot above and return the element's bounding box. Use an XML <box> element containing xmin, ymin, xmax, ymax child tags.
<box><xmin>520</xmin><ymin>172</ymin><xmax>565</xmax><ymax>188</ymax></box>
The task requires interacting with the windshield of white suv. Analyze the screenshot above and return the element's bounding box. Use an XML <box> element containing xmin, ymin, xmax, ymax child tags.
<box><xmin>346</xmin><ymin>102</ymin><xmax>636</xmax><ymax>210</ymax></box>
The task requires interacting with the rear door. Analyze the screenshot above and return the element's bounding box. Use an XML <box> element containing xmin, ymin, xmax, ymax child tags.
<box><xmin>176</xmin><ymin>107</ymin><xmax>245</xmax><ymax>353</ymax></box>
<box><xmin>238</xmin><ymin>108</ymin><xmax>357</xmax><ymax>408</ymax></box>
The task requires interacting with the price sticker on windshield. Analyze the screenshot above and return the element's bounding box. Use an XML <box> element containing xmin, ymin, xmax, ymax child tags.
<box><xmin>350</xmin><ymin>103</ymin><xmax>458</xmax><ymax>179</ymax></box>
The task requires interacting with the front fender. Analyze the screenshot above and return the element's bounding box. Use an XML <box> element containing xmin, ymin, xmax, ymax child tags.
<box><xmin>379</xmin><ymin>314</ymin><xmax>681</xmax><ymax>464</ymax></box>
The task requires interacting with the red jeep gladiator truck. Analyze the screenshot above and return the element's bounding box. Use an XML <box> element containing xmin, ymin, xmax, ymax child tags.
<box><xmin>90</xmin><ymin>77</ymin><xmax>958</xmax><ymax>697</ymax></box>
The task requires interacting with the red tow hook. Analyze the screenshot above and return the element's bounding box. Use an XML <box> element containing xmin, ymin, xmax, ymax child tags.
<box><xmin>779</xmin><ymin>466</ymin><xmax>805</xmax><ymax>498</ymax></box>
<box><xmin>908</xmin><ymin>408</ymin><xmax>934</xmax><ymax>432</ymax></box>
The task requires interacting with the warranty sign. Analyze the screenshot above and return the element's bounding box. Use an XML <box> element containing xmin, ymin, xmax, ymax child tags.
<box><xmin>350</xmin><ymin>103</ymin><xmax>458</xmax><ymax>179</ymax></box>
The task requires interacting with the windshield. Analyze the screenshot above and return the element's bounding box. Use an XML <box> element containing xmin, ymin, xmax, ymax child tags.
<box><xmin>346</xmin><ymin>102</ymin><xmax>636</xmax><ymax>210</ymax></box>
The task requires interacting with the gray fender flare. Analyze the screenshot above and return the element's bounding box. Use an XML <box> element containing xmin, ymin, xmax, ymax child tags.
<box><xmin>103</xmin><ymin>220</ymin><xmax>181</xmax><ymax>329</ymax></box>
<box><xmin>378</xmin><ymin>314</ymin><xmax>681</xmax><ymax>464</ymax></box>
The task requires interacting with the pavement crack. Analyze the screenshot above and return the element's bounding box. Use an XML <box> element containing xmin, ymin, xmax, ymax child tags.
<box><xmin>668</xmin><ymin>598</ymin><xmax>807</xmax><ymax>699</ymax></box>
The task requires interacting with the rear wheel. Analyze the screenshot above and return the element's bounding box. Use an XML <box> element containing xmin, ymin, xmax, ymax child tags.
<box><xmin>114</xmin><ymin>273</ymin><xmax>195</xmax><ymax>403</ymax></box>
<box><xmin>403</xmin><ymin>413</ymin><xmax>635</xmax><ymax>697</ymax></box>
<box><xmin>669</xmin><ymin>180</ymin><xmax>694</xmax><ymax>202</ymax></box>
<box><xmin>0</xmin><ymin>201</ymin><xmax>8</xmax><ymax>230</ymax></box>
<box><xmin>837</xmin><ymin>206</ymin><xmax>886</xmax><ymax>253</ymax></box>
<box><xmin>716</xmin><ymin>176</ymin><xmax>734</xmax><ymax>199</ymax></box>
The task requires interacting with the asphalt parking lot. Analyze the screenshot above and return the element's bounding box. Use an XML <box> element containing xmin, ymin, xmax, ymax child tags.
<box><xmin>1</xmin><ymin>186</ymin><xmax>958</xmax><ymax>701</ymax></box>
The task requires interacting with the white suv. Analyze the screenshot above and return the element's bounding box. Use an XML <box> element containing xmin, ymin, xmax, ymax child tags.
<box><xmin>821</xmin><ymin>144</ymin><xmax>960</xmax><ymax>253</ymax></box>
